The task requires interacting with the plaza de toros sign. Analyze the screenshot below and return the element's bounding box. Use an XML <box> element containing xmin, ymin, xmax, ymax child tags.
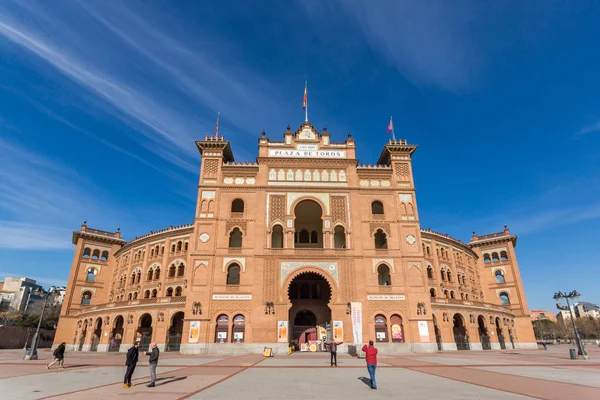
<box><xmin>268</xmin><ymin>148</ymin><xmax>346</xmax><ymax>159</ymax></box>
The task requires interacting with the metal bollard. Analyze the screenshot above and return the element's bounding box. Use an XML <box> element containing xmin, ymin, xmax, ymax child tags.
<box><xmin>569</xmin><ymin>348</ymin><xmax>577</xmax><ymax>360</ymax></box>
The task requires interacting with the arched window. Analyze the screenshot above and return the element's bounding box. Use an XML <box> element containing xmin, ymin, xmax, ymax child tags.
<box><xmin>430</xmin><ymin>288</ymin><xmax>436</xmax><ymax>298</ymax></box>
<box><xmin>271</xmin><ymin>225</ymin><xmax>284</xmax><ymax>248</ymax></box>
<box><xmin>177</xmin><ymin>241</ymin><xmax>182</xmax><ymax>251</ymax></box>
<box><xmin>450</xmin><ymin>291</ymin><xmax>455</xmax><ymax>299</ymax></box>
<box><xmin>229</xmin><ymin>228</ymin><xmax>243</xmax><ymax>248</ymax></box>
<box><xmin>128</xmin><ymin>293</ymin><xmax>132</xmax><ymax>300</ymax></box>
<box><xmin>136</xmin><ymin>271</ymin><xmax>141</xmax><ymax>283</ymax></box>
<box><xmin>177</xmin><ymin>264</ymin><xmax>185</xmax><ymax>277</ymax></box>
<box><xmin>130</xmin><ymin>273</ymin><xmax>136</xmax><ymax>285</ymax></box>
<box><xmin>151</xmin><ymin>289</ymin><xmax>157</xmax><ymax>298</ymax></box>
<box><xmin>133</xmin><ymin>292</ymin><xmax>138</xmax><ymax>300</ymax></box>
<box><xmin>101</xmin><ymin>251</ymin><xmax>109</xmax><ymax>261</ymax></box>
<box><xmin>334</xmin><ymin>225</ymin><xmax>346</xmax><ymax>248</ymax></box>
<box><xmin>427</xmin><ymin>266</ymin><xmax>433</xmax><ymax>279</ymax></box>
<box><xmin>215</xmin><ymin>314</ymin><xmax>229</xmax><ymax>343</ymax></box>
<box><xmin>227</xmin><ymin>264</ymin><xmax>241</xmax><ymax>285</ymax></box>
<box><xmin>299</xmin><ymin>229</ymin><xmax>309</xmax><ymax>243</ymax></box>
<box><xmin>465</xmin><ymin>294</ymin><xmax>469</xmax><ymax>300</ymax></box>
<box><xmin>171</xmin><ymin>244</ymin><xmax>176</xmax><ymax>253</ymax></box>
<box><xmin>81</xmin><ymin>291</ymin><xmax>92</xmax><ymax>305</ymax></box>
<box><xmin>500</xmin><ymin>251</ymin><xmax>508</xmax><ymax>260</ymax></box>
<box><xmin>310</xmin><ymin>230</ymin><xmax>318</xmax><ymax>244</ymax></box>
<box><xmin>231</xmin><ymin>199</ymin><xmax>244</xmax><ymax>213</ymax></box>
<box><xmin>492</xmin><ymin>252</ymin><xmax>499</xmax><ymax>262</ymax></box>
<box><xmin>447</xmin><ymin>271</ymin><xmax>452</xmax><ymax>282</ymax></box>
<box><xmin>377</xmin><ymin>264</ymin><xmax>391</xmax><ymax>286</ymax></box>
<box><xmin>484</xmin><ymin>254</ymin><xmax>491</xmax><ymax>263</ymax></box>
<box><xmin>86</xmin><ymin>268</ymin><xmax>96</xmax><ymax>282</ymax></box>
<box><xmin>441</xmin><ymin>269</ymin><xmax>446</xmax><ymax>281</ymax></box>
<box><xmin>495</xmin><ymin>270</ymin><xmax>505</xmax><ymax>284</ymax></box>
<box><xmin>460</xmin><ymin>293</ymin><xmax>464</xmax><ymax>300</ymax></box>
<box><xmin>154</xmin><ymin>267</ymin><xmax>161</xmax><ymax>280</ymax></box>
<box><xmin>175</xmin><ymin>286</ymin><xmax>182</xmax><ymax>296</ymax></box>
<box><xmin>92</xmin><ymin>249</ymin><xmax>100</xmax><ymax>259</ymax></box>
<box><xmin>374</xmin><ymin>229</ymin><xmax>387</xmax><ymax>249</ymax></box>
<box><xmin>168</xmin><ymin>264</ymin><xmax>176</xmax><ymax>278</ymax></box>
<box><xmin>184</xmin><ymin>242</ymin><xmax>189</xmax><ymax>251</ymax></box>
<box><xmin>144</xmin><ymin>290</ymin><xmax>150</xmax><ymax>299</ymax></box>
<box><xmin>166</xmin><ymin>287</ymin><xmax>173</xmax><ymax>297</ymax></box>
<box><xmin>371</xmin><ymin>201</ymin><xmax>384</xmax><ymax>215</ymax></box>
<box><xmin>444</xmin><ymin>290</ymin><xmax>449</xmax><ymax>298</ymax></box>
<box><xmin>232</xmin><ymin>314</ymin><xmax>245</xmax><ymax>343</ymax></box>
<box><xmin>500</xmin><ymin>292</ymin><xmax>510</xmax><ymax>305</ymax></box>
<box><xmin>83</xmin><ymin>248</ymin><xmax>91</xmax><ymax>258</ymax></box>
<box><xmin>147</xmin><ymin>268</ymin><xmax>153</xmax><ymax>281</ymax></box>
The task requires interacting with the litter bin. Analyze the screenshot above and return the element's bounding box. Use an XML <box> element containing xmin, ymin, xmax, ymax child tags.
<box><xmin>569</xmin><ymin>348</ymin><xmax>577</xmax><ymax>360</ymax></box>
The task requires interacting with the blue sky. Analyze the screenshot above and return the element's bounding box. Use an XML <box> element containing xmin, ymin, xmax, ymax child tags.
<box><xmin>1</xmin><ymin>1</ymin><xmax>599</xmax><ymax>312</ymax></box>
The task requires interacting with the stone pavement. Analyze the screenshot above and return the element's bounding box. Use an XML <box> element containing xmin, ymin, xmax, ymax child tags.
<box><xmin>0</xmin><ymin>344</ymin><xmax>598</xmax><ymax>399</ymax></box>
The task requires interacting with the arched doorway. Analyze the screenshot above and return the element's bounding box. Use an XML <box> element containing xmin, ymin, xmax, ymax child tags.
<box><xmin>232</xmin><ymin>314</ymin><xmax>246</xmax><ymax>343</ymax></box>
<box><xmin>90</xmin><ymin>318</ymin><xmax>102</xmax><ymax>351</ymax></box>
<box><xmin>495</xmin><ymin>317</ymin><xmax>506</xmax><ymax>349</ymax></box>
<box><xmin>78</xmin><ymin>322</ymin><xmax>88</xmax><ymax>351</ymax></box>
<box><xmin>433</xmin><ymin>315</ymin><xmax>442</xmax><ymax>351</ymax></box>
<box><xmin>288</xmin><ymin>271</ymin><xmax>332</xmax><ymax>351</ymax></box>
<box><xmin>109</xmin><ymin>316</ymin><xmax>124</xmax><ymax>352</ymax></box>
<box><xmin>478</xmin><ymin>316</ymin><xmax>491</xmax><ymax>350</ymax></box>
<box><xmin>294</xmin><ymin>200</ymin><xmax>323</xmax><ymax>248</ymax></box>
<box><xmin>453</xmin><ymin>314</ymin><xmax>469</xmax><ymax>350</ymax></box>
<box><xmin>375</xmin><ymin>315</ymin><xmax>388</xmax><ymax>342</ymax></box>
<box><xmin>138</xmin><ymin>314</ymin><xmax>153</xmax><ymax>351</ymax></box>
<box><xmin>215</xmin><ymin>314</ymin><xmax>229</xmax><ymax>343</ymax></box>
<box><xmin>390</xmin><ymin>314</ymin><xmax>404</xmax><ymax>343</ymax></box>
<box><xmin>166</xmin><ymin>312</ymin><xmax>184</xmax><ymax>352</ymax></box>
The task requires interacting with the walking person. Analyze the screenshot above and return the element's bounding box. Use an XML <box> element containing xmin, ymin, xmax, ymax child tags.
<box><xmin>361</xmin><ymin>340</ymin><xmax>378</xmax><ymax>390</ymax></box>
<box><xmin>326</xmin><ymin>340</ymin><xmax>343</xmax><ymax>366</ymax></box>
<box><xmin>542</xmin><ymin>341</ymin><xmax>548</xmax><ymax>350</ymax></box>
<box><xmin>47</xmin><ymin>342</ymin><xmax>66</xmax><ymax>369</ymax></box>
<box><xmin>123</xmin><ymin>342</ymin><xmax>140</xmax><ymax>388</ymax></box>
<box><xmin>145</xmin><ymin>342</ymin><xmax>160</xmax><ymax>387</ymax></box>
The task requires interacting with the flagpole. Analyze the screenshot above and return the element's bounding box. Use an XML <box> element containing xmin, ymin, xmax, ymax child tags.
<box><xmin>391</xmin><ymin>116</ymin><xmax>396</xmax><ymax>141</ymax></box>
<box><xmin>305</xmin><ymin>81</ymin><xmax>308</xmax><ymax>122</ymax></box>
<box><xmin>215</xmin><ymin>112</ymin><xmax>220</xmax><ymax>136</ymax></box>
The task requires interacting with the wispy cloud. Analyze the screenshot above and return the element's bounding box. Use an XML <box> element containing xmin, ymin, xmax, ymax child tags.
<box><xmin>0</xmin><ymin>222</ymin><xmax>72</xmax><ymax>250</ymax></box>
<box><xmin>576</xmin><ymin>121</ymin><xmax>600</xmax><ymax>136</ymax></box>
<box><xmin>300</xmin><ymin>1</ymin><xmax>484</xmax><ymax>93</ymax></box>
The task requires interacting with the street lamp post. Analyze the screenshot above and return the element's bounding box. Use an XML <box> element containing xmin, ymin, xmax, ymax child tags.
<box><xmin>554</xmin><ymin>290</ymin><xmax>587</xmax><ymax>360</ymax></box>
<box><xmin>24</xmin><ymin>287</ymin><xmax>55</xmax><ymax>360</ymax></box>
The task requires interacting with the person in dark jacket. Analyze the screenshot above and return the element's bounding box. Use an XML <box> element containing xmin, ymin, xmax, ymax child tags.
<box><xmin>47</xmin><ymin>342</ymin><xmax>66</xmax><ymax>369</ymax></box>
<box><xmin>361</xmin><ymin>340</ymin><xmax>378</xmax><ymax>390</ymax></box>
<box><xmin>123</xmin><ymin>342</ymin><xmax>140</xmax><ymax>388</ymax></box>
<box><xmin>145</xmin><ymin>342</ymin><xmax>160</xmax><ymax>387</ymax></box>
<box><xmin>326</xmin><ymin>340</ymin><xmax>343</xmax><ymax>366</ymax></box>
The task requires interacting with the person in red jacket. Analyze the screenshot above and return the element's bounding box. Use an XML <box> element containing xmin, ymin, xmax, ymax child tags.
<box><xmin>361</xmin><ymin>340</ymin><xmax>378</xmax><ymax>389</ymax></box>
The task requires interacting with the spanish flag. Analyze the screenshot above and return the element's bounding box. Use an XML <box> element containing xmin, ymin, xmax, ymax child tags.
<box><xmin>303</xmin><ymin>83</ymin><xmax>307</xmax><ymax>109</ymax></box>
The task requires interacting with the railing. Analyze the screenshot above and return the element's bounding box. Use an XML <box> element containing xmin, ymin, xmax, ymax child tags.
<box><xmin>75</xmin><ymin>296</ymin><xmax>186</xmax><ymax>314</ymax></box>
<box><xmin>230</xmin><ymin>212</ymin><xmax>245</xmax><ymax>219</ymax></box>
<box><xmin>169</xmin><ymin>250</ymin><xmax>188</xmax><ymax>257</ymax></box>
<box><xmin>432</xmin><ymin>298</ymin><xmax>512</xmax><ymax>312</ymax></box>
<box><xmin>476</xmin><ymin>232</ymin><xmax>508</xmax><ymax>240</ymax></box>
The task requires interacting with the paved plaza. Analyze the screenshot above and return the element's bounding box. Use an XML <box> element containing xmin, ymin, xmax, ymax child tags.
<box><xmin>0</xmin><ymin>344</ymin><xmax>598</xmax><ymax>399</ymax></box>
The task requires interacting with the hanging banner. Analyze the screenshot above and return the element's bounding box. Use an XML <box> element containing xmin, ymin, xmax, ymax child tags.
<box><xmin>351</xmin><ymin>302</ymin><xmax>363</xmax><ymax>344</ymax></box>
<box><xmin>189</xmin><ymin>321</ymin><xmax>200</xmax><ymax>343</ymax></box>
<box><xmin>418</xmin><ymin>321</ymin><xmax>430</xmax><ymax>342</ymax></box>
<box><xmin>277</xmin><ymin>321</ymin><xmax>288</xmax><ymax>343</ymax></box>
<box><xmin>333</xmin><ymin>321</ymin><xmax>343</xmax><ymax>341</ymax></box>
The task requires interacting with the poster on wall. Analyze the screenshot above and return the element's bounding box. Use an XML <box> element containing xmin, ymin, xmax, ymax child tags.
<box><xmin>418</xmin><ymin>321</ymin><xmax>430</xmax><ymax>342</ymax></box>
<box><xmin>189</xmin><ymin>321</ymin><xmax>200</xmax><ymax>343</ymax></box>
<box><xmin>333</xmin><ymin>321</ymin><xmax>343</xmax><ymax>340</ymax></box>
<box><xmin>277</xmin><ymin>321</ymin><xmax>288</xmax><ymax>343</ymax></box>
<box><xmin>217</xmin><ymin>332</ymin><xmax>227</xmax><ymax>343</ymax></box>
<box><xmin>234</xmin><ymin>332</ymin><xmax>244</xmax><ymax>342</ymax></box>
<box><xmin>391</xmin><ymin>324</ymin><xmax>403</xmax><ymax>342</ymax></box>
<box><xmin>351</xmin><ymin>302</ymin><xmax>363</xmax><ymax>344</ymax></box>
<box><xmin>376</xmin><ymin>332</ymin><xmax>386</xmax><ymax>341</ymax></box>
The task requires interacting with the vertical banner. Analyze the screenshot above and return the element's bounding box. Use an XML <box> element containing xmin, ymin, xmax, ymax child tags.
<box><xmin>333</xmin><ymin>321</ymin><xmax>343</xmax><ymax>341</ymax></box>
<box><xmin>351</xmin><ymin>302</ymin><xmax>363</xmax><ymax>344</ymax></box>
<box><xmin>189</xmin><ymin>321</ymin><xmax>200</xmax><ymax>343</ymax></box>
<box><xmin>277</xmin><ymin>321</ymin><xmax>288</xmax><ymax>343</ymax></box>
<box><xmin>418</xmin><ymin>321</ymin><xmax>430</xmax><ymax>342</ymax></box>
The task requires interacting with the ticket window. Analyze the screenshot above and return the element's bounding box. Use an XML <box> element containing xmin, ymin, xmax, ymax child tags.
<box><xmin>215</xmin><ymin>315</ymin><xmax>229</xmax><ymax>343</ymax></box>
<box><xmin>232</xmin><ymin>314</ymin><xmax>245</xmax><ymax>343</ymax></box>
<box><xmin>375</xmin><ymin>315</ymin><xmax>388</xmax><ymax>342</ymax></box>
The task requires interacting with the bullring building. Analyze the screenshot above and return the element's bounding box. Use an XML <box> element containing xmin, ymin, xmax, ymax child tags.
<box><xmin>55</xmin><ymin>121</ymin><xmax>536</xmax><ymax>354</ymax></box>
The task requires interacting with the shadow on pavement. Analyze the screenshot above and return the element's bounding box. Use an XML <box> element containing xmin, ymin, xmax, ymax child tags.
<box><xmin>157</xmin><ymin>376</ymin><xmax>187</xmax><ymax>386</ymax></box>
<box><xmin>357</xmin><ymin>377</ymin><xmax>371</xmax><ymax>388</ymax></box>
